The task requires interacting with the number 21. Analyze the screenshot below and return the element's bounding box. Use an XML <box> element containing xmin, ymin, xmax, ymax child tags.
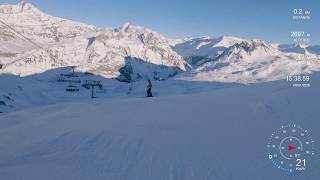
<box><xmin>296</xmin><ymin>159</ymin><xmax>306</xmax><ymax>167</ymax></box>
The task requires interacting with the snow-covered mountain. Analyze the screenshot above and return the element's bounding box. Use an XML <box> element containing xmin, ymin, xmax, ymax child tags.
<box><xmin>0</xmin><ymin>1</ymin><xmax>95</xmax><ymax>53</ymax></box>
<box><xmin>278</xmin><ymin>44</ymin><xmax>320</xmax><ymax>56</ymax></box>
<box><xmin>1</xmin><ymin>1</ymin><xmax>320</xmax><ymax>84</ymax></box>
<box><xmin>79</xmin><ymin>24</ymin><xmax>186</xmax><ymax>81</ymax></box>
<box><xmin>174</xmin><ymin>36</ymin><xmax>245</xmax><ymax>57</ymax></box>
<box><xmin>173</xmin><ymin>36</ymin><xmax>245</xmax><ymax>66</ymax></box>
<box><xmin>0</xmin><ymin>2</ymin><xmax>186</xmax><ymax>81</ymax></box>
<box><xmin>178</xmin><ymin>40</ymin><xmax>320</xmax><ymax>83</ymax></box>
<box><xmin>216</xmin><ymin>40</ymin><xmax>277</xmax><ymax>62</ymax></box>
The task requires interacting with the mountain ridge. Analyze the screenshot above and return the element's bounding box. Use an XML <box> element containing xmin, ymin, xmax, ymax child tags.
<box><xmin>1</xmin><ymin>1</ymin><xmax>320</xmax><ymax>83</ymax></box>
<box><xmin>0</xmin><ymin>2</ymin><xmax>185</xmax><ymax>81</ymax></box>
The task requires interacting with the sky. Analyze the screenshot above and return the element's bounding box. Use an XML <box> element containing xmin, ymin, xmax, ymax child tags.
<box><xmin>1</xmin><ymin>0</ymin><xmax>320</xmax><ymax>44</ymax></box>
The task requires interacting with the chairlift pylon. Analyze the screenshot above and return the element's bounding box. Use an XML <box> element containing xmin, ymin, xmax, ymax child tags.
<box><xmin>82</xmin><ymin>80</ymin><xmax>104</xmax><ymax>98</ymax></box>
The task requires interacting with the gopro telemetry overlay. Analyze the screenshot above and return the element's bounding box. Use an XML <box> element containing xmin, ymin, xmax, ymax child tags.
<box><xmin>0</xmin><ymin>0</ymin><xmax>319</xmax><ymax>180</ymax></box>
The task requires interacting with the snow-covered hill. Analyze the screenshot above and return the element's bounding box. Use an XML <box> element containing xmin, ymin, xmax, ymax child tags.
<box><xmin>0</xmin><ymin>72</ymin><xmax>319</xmax><ymax>180</ymax></box>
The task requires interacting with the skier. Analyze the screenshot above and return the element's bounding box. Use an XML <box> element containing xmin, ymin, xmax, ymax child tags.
<box><xmin>146</xmin><ymin>79</ymin><xmax>153</xmax><ymax>97</ymax></box>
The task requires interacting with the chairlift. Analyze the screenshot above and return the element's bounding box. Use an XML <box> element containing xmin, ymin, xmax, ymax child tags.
<box><xmin>57</xmin><ymin>74</ymin><xmax>81</xmax><ymax>83</ymax></box>
<box><xmin>82</xmin><ymin>80</ymin><xmax>104</xmax><ymax>98</ymax></box>
<box><xmin>82</xmin><ymin>80</ymin><xmax>101</xmax><ymax>87</ymax></box>
<box><xmin>66</xmin><ymin>85</ymin><xmax>79</xmax><ymax>92</ymax></box>
<box><xmin>57</xmin><ymin>67</ymin><xmax>81</xmax><ymax>83</ymax></box>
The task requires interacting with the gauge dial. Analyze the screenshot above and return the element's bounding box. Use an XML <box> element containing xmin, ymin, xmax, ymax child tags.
<box><xmin>267</xmin><ymin>124</ymin><xmax>315</xmax><ymax>172</ymax></box>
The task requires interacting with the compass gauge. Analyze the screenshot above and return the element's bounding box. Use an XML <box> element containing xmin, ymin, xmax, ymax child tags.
<box><xmin>267</xmin><ymin>124</ymin><xmax>315</xmax><ymax>172</ymax></box>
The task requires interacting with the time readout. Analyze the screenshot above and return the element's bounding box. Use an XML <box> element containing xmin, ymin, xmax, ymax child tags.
<box><xmin>287</xmin><ymin>75</ymin><xmax>310</xmax><ymax>82</ymax></box>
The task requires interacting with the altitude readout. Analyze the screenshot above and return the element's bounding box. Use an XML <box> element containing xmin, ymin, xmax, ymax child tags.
<box><xmin>290</xmin><ymin>31</ymin><xmax>310</xmax><ymax>43</ymax></box>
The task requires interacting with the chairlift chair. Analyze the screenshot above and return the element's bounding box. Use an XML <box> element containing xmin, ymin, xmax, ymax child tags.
<box><xmin>66</xmin><ymin>85</ymin><xmax>79</xmax><ymax>92</ymax></box>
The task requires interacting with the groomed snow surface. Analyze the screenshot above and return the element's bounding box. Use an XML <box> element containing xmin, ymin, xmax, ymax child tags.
<box><xmin>0</xmin><ymin>73</ymin><xmax>319</xmax><ymax>180</ymax></box>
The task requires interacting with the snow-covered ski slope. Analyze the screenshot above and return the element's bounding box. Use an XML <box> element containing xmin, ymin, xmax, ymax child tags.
<box><xmin>0</xmin><ymin>67</ymin><xmax>239</xmax><ymax>113</ymax></box>
<box><xmin>0</xmin><ymin>73</ymin><xmax>319</xmax><ymax>180</ymax></box>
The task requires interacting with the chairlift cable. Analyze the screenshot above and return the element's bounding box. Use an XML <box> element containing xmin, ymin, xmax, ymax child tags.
<box><xmin>0</xmin><ymin>19</ymin><xmax>52</xmax><ymax>69</ymax></box>
<box><xmin>0</xmin><ymin>19</ymin><xmax>43</xmax><ymax>49</ymax></box>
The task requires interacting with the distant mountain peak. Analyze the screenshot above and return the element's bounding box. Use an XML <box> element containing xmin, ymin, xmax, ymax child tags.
<box><xmin>0</xmin><ymin>1</ymin><xmax>40</xmax><ymax>14</ymax></box>
<box><xmin>119</xmin><ymin>22</ymin><xmax>131</xmax><ymax>31</ymax></box>
<box><xmin>278</xmin><ymin>43</ymin><xmax>309</xmax><ymax>54</ymax></box>
<box><xmin>214</xmin><ymin>36</ymin><xmax>246</xmax><ymax>47</ymax></box>
<box><xmin>173</xmin><ymin>35</ymin><xmax>246</xmax><ymax>59</ymax></box>
<box><xmin>233</xmin><ymin>39</ymin><xmax>271</xmax><ymax>52</ymax></box>
<box><xmin>197</xmin><ymin>36</ymin><xmax>212</xmax><ymax>40</ymax></box>
<box><xmin>210</xmin><ymin>39</ymin><xmax>275</xmax><ymax>63</ymax></box>
<box><xmin>116</xmin><ymin>23</ymin><xmax>155</xmax><ymax>35</ymax></box>
<box><xmin>217</xmin><ymin>35</ymin><xmax>242</xmax><ymax>41</ymax></box>
<box><xmin>294</xmin><ymin>43</ymin><xmax>308</xmax><ymax>48</ymax></box>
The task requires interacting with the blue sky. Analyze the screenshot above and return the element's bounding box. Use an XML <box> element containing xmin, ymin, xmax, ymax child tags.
<box><xmin>2</xmin><ymin>0</ymin><xmax>320</xmax><ymax>44</ymax></box>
